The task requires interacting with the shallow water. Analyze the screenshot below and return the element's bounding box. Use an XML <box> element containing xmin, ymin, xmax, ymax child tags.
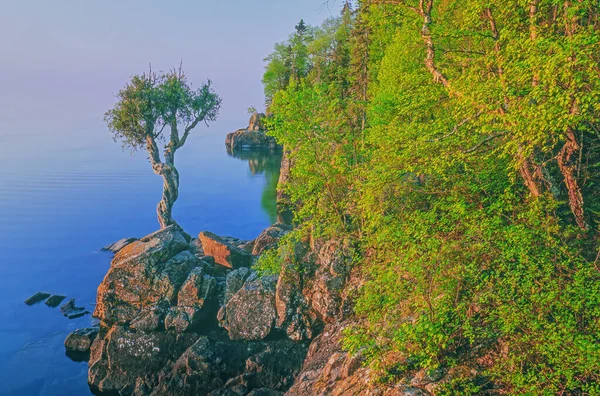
<box><xmin>0</xmin><ymin>120</ymin><xmax>281</xmax><ymax>396</ymax></box>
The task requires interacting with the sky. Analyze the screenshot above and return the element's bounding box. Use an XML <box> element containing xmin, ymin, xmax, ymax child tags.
<box><xmin>0</xmin><ymin>0</ymin><xmax>344</xmax><ymax>130</ymax></box>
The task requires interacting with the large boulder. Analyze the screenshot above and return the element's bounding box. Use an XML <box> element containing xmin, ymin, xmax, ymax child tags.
<box><xmin>199</xmin><ymin>231</ymin><xmax>253</xmax><ymax>269</ymax></box>
<box><xmin>94</xmin><ymin>226</ymin><xmax>196</xmax><ymax>325</ymax></box>
<box><xmin>219</xmin><ymin>273</ymin><xmax>278</xmax><ymax>340</ymax></box>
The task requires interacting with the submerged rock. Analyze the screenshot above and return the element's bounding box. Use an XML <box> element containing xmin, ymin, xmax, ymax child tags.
<box><xmin>24</xmin><ymin>292</ymin><xmax>51</xmax><ymax>305</ymax></box>
<box><xmin>199</xmin><ymin>231</ymin><xmax>253</xmax><ymax>269</ymax></box>
<box><xmin>65</xmin><ymin>327</ymin><xmax>99</xmax><ymax>352</ymax></box>
<box><xmin>60</xmin><ymin>298</ymin><xmax>89</xmax><ymax>319</ymax></box>
<box><xmin>45</xmin><ymin>294</ymin><xmax>66</xmax><ymax>308</ymax></box>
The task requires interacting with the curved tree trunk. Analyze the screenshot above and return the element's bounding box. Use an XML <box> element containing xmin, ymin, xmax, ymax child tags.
<box><xmin>156</xmin><ymin>164</ymin><xmax>180</xmax><ymax>229</ymax></box>
<box><xmin>146</xmin><ymin>134</ymin><xmax>181</xmax><ymax>229</ymax></box>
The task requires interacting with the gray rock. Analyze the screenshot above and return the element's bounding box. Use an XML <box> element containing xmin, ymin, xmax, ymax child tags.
<box><xmin>177</xmin><ymin>266</ymin><xmax>216</xmax><ymax>310</ymax></box>
<box><xmin>223</xmin><ymin>267</ymin><xmax>252</xmax><ymax>306</ymax></box>
<box><xmin>225</xmin><ymin>113</ymin><xmax>279</xmax><ymax>152</ymax></box>
<box><xmin>165</xmin><ymin>306</ymin><xmax>199</xmax><ymax>333</ymax></box>
<box><xmin>130</xmin><ymin>303</ymin><xmax>169</xmax><ymax>332</ymax></box>
<box><xmin>220</xmin><ymin>275</ymin><xmax>278</xmax><ymax>340</ymax></box>
<box><xmin>24</xmin><ymin>292</ymin><xmax>51</xmax><ymax>305</ymax></box>
<box><xmin>88</xmin><ymin>325</ymin><xmax>197</xmax><ymax>394</ymax></box>
<box><xmin>45</xmin><ymin>294</ymin><xmax>66</xmax><ymax>308</ymax></box>
<box><xmin>64</xmin><ymin>327</ymin><xmax>99</xmax><ymax>352</ymax></box>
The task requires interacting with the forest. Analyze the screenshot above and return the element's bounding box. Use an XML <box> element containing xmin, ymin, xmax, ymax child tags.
<box><xmin>259</xmin><ymin>0</ymin><xmax>600</xmax><ymax>393</ymax></box>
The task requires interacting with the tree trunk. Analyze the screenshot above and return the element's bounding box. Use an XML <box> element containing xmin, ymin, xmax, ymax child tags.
<box><xmin>156</xmin><ymin>164</ymin><xmax>180</xmax><ymax>229</ymax></box>
<box><xmin>146</xmin><ymin>133</ymin><xmax>181</xmax><ymax>229</ymax></box>
<box><xmin>557</xmin><ymin>127</ymin><xmax>588</xmax><ymax>230</ymax></box>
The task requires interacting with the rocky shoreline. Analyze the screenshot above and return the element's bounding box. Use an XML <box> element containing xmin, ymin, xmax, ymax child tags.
<box><xmin>63</xmin><ymin>220</ymin><xmax>426</xmax><ymax>396</ymax></box>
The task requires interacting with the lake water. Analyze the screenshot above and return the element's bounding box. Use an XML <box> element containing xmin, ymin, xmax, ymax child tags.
<box><xmin>0</xmin><ymin>119</ymin><xmax>281</xmax><ymax>396</ymax></box>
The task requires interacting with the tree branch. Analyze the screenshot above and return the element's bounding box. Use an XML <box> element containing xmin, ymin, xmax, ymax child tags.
<box><xmin>463</xmin><ymin>133</ymin><xmax>505</xmax><ymax>154</ymax></box>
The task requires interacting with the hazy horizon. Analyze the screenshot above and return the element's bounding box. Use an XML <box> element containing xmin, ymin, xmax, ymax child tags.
<box><xmin>0</xmin><ymin>1</ymin><xmax>343</xmax><ymax>131</ymax></box>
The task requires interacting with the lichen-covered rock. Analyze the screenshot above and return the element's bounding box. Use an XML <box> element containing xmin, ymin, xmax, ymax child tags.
<box><xmin>165</xmin><ymin>306</ymin><xmax>200</xmax><ymax>333</ymax></box>
<box><xmin>275</xmin><ymin>261</ymin><xmax>319</xmax><ymax>342</ymax></box>
<box><xmin>64</xmin><ymin>327</ymin><xmax>99</xmax><ymax>352</ymax></box>
<box><xmin>88</xmin><ymin>325</ymin><xmax>198</xmax><ymax>394</ymax></box>
<box><xmin>306</xmin><ymin>240</ymin><xmax>351</xmax><ymax>324</ymax></box>
<box><xmin>149</xmin><ymin>337</ymin><xmax>306</xmax><ymax>396</ymax></box>
<box><xmin>222</xmin><ymin>267</ymin><xmax>252</xmax><ymax>306</ymax></box>
<box><xmin>188</xmin><ymin>237</ymin><xmax>204</xmax><ymax>258</ymax></box>
<box><xmin>94</xmin><ymin>226</ymin><xmax>198</xmax><ymax>325</ymax></box>
<box><xmin>251</xmin><ymin>223</ymin><xmax>292</xmax><ymax>256</ymax></box>
<box><xmin>199</xmin><ymin>231</ymin><xmax>253</xmax><ymax>269</ymax></box>
<box><xmin>287</xmin><ymin>322</ymin><xmax>423</xmax><ymax>396</ymax></box>
<box><xmin>220</xmin><ymin>274</ymin><xmax>278</xmax><ymax>340</ymax></box>
<box><xmin>130</xmin><ymin>302</ymin><xmax>169</xmax><ymax>332</ymax></box>
<box><xmin>177</xmin><ymin>266</ymin><xmax>216</xmax><ymax>309</ymax></box>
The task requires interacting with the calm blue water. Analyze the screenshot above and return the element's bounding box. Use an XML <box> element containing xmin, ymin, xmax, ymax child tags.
<box><xmin>0</xmin><ymin>119</ymin><xmax>280</xmax><ymax>396</ymax></box>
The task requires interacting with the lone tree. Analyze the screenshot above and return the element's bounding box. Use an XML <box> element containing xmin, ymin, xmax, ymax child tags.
<box><xmin>105</xmin><ymin>67</ymin><xmax>221</xmax><ymax>228</ymax></box>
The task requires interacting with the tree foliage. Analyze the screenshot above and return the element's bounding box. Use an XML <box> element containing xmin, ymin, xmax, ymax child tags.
<box><xmin>106</xmin><ymin>67</ymin><xmax>221</xmax><ymax>228</ymax></box>
<box><xmin>263</xmin><ymin>1</ymin><xmax>600</xmax><ymax>393</ymax></box>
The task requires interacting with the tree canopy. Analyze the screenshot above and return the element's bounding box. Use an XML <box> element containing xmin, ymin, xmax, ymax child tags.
<box><xmin>261</xmin><ymin>1</ymin><xmax>600</xmax><ymax>393</ymax></box>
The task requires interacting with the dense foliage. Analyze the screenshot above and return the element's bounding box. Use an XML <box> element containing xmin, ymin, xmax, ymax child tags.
<box><xmin>262</xmin><ymin>1</ymin><xmax>600</xmax><ymax>394</ymax></box>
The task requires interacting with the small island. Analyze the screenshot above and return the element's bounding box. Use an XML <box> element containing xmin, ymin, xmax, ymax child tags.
<box><xmin>225</xmin><ymin>112</ymin><xmax>280</xmax><ymax>153</ymax></box>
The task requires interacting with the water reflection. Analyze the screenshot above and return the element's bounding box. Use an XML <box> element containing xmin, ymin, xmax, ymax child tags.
<box><xmin>227</xmin><ymin>148</ymin><xmax>282</xmax><ymax>224</ymax></box>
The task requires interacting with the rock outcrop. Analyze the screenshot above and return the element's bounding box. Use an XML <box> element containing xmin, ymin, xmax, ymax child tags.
<box><xmin>225</xmin><ymin>113</ymin><xmax>279</xmax><ymax>152</ymax></box>
<box><xmin>80</xmin><ymin>223</ymin><xmax>383</xmax><ymax>396</ymax></box>
<box><xmin>84</xmin><ymin>224</ymin><xmax>315</xmax><ymax>395</ymax></box>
